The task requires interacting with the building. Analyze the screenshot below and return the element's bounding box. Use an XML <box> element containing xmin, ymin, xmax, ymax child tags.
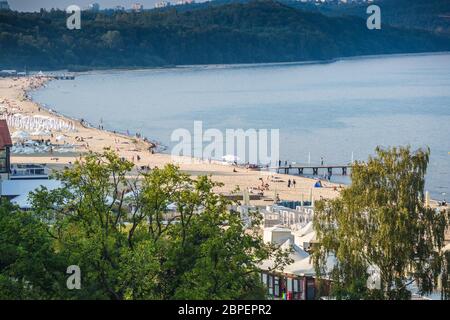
<box><xmin>1</xmin><ymin>179</ymin><xmax>61</xmax><ymax>209</ymax></box>
<box><xmin>258</xmin><ymin>203</ymin><xmax>335</xmax><ymax>299</ymax></box>
<box><xmin>0</xmin><ymin>120</ymin><xmax>12</xmax><ymax>180</ymax></box>
<box><xmin>131</xmin><ymin>3</ymin><xmax>144</xmax><ymax>11</ymax></box>
<box><xmin>175</xmin><ymin>0</ymin><xmax>194</xmax><ymax>5</ymax></box>
<box><xmin>0</xmin><ymin>1</ymin><xmax>10</xmax><ymax>10</ymax></box>
<box><xmin>0</xmin><ymin>121</ymin><xmax>57</xmax><ymax>209</ymax></box>
<box><xmin>88</xmin><ymin>2</ymin><xmax>100</xmax><ymax>12</ymax></box>
<box><xmin>0</xmin><ymin>70</ymin><xmax>17</xmax><ymax>77</ymax></box>
<box><xmin>155</xmin><ymin>1</ymin><xmax>171</xmax><ymax>8</ymax></box>
<box><xmin>114</xmin><ymin>5</ymin><xmax>125</xmax><ymax>11</ymax></box>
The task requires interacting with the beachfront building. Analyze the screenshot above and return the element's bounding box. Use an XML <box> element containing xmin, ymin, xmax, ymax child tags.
<box><xmin>0</xmin><ymin>70</ymin><xmax>17</xmax><ymax>77</ymax></box>
<box><xmin>0</xmin><ymin>120</ymin><xmax>12</xmax><ymax>180</ymax></box>
<box><xmin>257</xmin><ymin>203</ymin><xmax>334</xmax><ymax>300</ymax></box>
<box><xmin>259</xmin><ymin>220</ymin><xmax>334</xmax><ymax>300</ymax></box>
<box><xmin>1</xmin><ymin>179</ymin><xmax>61</xmax><ymax>209</ymax></box>
<box><xmin>0</xmin><ymin>121</ymin><xmax>56</xmax><ymax>209</ymax></box>
<box><xmin>131</xmin><ymin>3</ymin><xmax>144</xmax><ymax>11</ymax></box>
<box><xmin>0</xmin><ymin>1</ymin><xmax>10</xmax><ymax>10</ymax></box>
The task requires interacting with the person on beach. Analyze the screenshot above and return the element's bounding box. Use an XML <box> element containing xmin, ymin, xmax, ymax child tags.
<box><xmin>288</xmin><ymin>179</ymin><xmax>291</xmax><ymax>188</ymax></box>
<box><xmin>293</xmin><ymin>179</ymin><xmax>296</xmax><ymax>188</ymax></box>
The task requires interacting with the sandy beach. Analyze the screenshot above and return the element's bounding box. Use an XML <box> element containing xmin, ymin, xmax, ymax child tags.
<box><xmin>0</xmin><ymin>75</ymin><xmax>340</xmax><ymax>205</ymax></box>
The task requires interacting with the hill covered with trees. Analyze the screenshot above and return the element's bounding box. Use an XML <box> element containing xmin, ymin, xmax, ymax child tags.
<box><xmin>285</xmin><ymin>0</ymin><xmax>450</xmax><ymax>35</ymax></box>
<box><xmin>0</xmin><ymin>0</ymin><xmax>449</xmax><ymax>70</ymax></box>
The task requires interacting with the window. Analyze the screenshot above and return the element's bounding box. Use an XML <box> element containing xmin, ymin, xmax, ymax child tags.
<box><xmin>0</xmin><ymin>158</ymin><xmax>6</xmax><ymax>173</ymax></box>
<box><xmin>287</xmin><ymin>278</ymin><xmax>293</xmax><ymax>292</ymax></box>
<box><xmin>268</xmin><ymin>275</ymin><xmax>273</xmax><ymax>295</ymax></box>
<box><xmin>0</xmin><ymin>148</ymin><xmax>7</xmax><ymax>173</ymax></box>
<box><xmin>274</xmin><ymin>277</ymin><xmax>279</xmax><ymax>297</ymax></box>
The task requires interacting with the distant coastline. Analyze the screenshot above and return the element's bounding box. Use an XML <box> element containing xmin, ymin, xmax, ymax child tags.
<box><xmin>25</xmin><ymin>51</ymin><xmax>450</xmax><ymax>74</ymax></box>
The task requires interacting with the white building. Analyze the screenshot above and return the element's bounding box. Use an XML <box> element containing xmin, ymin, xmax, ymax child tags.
<box><xmin>131</xmin><ymin>3</ymin><xmax>144</xmax><ymax>11</ymax></box>
<box><xmin>1</xmin><ymin>179</ymin><xmax>62</xmax><ymax>209</ymax></box>
<box><xmin>175</xmin><ymin>0</ymin><xmax>195</xmax><ymax>5</ymax></box>
<box><xmin>155</xmin><ymin>1</ymin><xmax>171</xmax><ymax>8</ymax></box>
<box><xmin>88</xmin><ymin>2</ymin><xmax>100</xmax><ymax>12</ymax></box>
<box><xmin>263</xmin><ymin>226</ymin><xmax>293</xmax><ymax>245</ymax></box>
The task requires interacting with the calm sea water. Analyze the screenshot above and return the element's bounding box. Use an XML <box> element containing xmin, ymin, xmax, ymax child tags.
<box><xmin>32</xmin><ymin>53</ymin><xmax>450</xmax><ymax>200</ymax></box>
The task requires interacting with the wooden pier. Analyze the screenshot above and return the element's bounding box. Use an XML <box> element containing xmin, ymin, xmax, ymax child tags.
<box><xmin>273</xmin><ymin>164</ymin><xmax>352</xmax><ymax>176</ymax></box>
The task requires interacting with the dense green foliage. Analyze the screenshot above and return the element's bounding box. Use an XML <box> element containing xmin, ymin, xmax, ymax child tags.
<box><xmin>286</xmin><ymin>0</ymin><xmax>450</xmax><ymax>35</ymax></box>
<box><xmin>0</xmin><ymin>1</ymin><xmax>449</xmax><ymax>70</ymax></box>
<box><xmin>0</xmin><ymin>201</ymin><xmax>68</xmax><ymax>299</ymax></box>
<box><xmin>0</xmin><ymin>150</ymin><xmax>288</xmax><ymax>299</ymax></box>
<box><xmin>312</xmin><ymin>146</ymin><xmax>450</xmax><ymax>299</ymax></box>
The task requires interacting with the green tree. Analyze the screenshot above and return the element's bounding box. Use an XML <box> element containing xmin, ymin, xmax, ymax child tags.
<box><xmin>312</xmin><ymin>146</ymin><xmax>449</xmax><ymax>300</ymax></box>
<box><xmin>0</xmin><ymin>201</ymin><xmax>66</xmax><ymax>299</ymax></box>
<box><xmin>29</xmin><ymin>149</ymin><xmax>286</xmax><ymax>299</ymax></box>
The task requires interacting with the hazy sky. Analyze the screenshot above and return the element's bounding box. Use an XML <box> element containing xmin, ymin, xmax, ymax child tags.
<box><xmin>8</xmin><ymin>0</ymin><xmax>207</xmax><ymax>11</ymax></box>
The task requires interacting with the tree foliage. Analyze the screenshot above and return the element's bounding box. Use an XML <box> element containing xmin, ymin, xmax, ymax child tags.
<box><xmin>312</xmin><ymin>146</ymin><xmax>449</xmax><ymax>300</ymax></box>
<box><xmin>0</xmin><ymin>201</ymin><xmax>67</xmax><ymax>299</ymax></box>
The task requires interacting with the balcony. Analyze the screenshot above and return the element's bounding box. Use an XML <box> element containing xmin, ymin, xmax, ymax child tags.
<box><xmin>10</xmin><ymin>164</ymin><xmax>49</xmax><ymax>180</ymax></box>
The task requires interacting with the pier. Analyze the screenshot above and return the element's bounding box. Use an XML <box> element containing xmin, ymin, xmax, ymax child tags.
<box><xmin>50</xmin><ymin>75</ymin><xmax>75</xmax><ymax>80</ymax></box>
<box><xmin>273</xmin><ymin>164</ymin><xmax>352</xmax><ymax>176</ymax></box>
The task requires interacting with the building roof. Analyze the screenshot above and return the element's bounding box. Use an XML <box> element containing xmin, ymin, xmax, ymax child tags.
<box><xmin>1</xmin><ymin>179</ymin><xmax>62</xmax><ymax>197</ymax></box>
<box><xmin>0</xmin><ymin>120</ymin><xmax>12</xmax><ymax>148</ymax></box>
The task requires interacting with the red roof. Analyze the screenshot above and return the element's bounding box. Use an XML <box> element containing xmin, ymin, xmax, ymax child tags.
<box><xmin>0</xmin><ymin>120</ymin><xmax>12</xmax><ymax>148</ymax></box>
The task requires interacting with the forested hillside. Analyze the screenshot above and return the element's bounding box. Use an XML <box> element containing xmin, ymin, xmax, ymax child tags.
<box><xmin>0</xmin><ymin>0</ymin><xmax>449</xmax><ymax>70</ymax></box>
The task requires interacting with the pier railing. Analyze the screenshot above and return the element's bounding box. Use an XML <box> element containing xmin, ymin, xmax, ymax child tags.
<box><xmin>272</xmin><ymin>164</ymin><xmax>353</xmax><ymax>176</ymax></box>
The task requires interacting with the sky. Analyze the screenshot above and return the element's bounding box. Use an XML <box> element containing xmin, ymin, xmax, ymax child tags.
<box><xmin>7</xmin><ymin>0</ymin><xmax>207</xmax><ymax>12</ymax></box>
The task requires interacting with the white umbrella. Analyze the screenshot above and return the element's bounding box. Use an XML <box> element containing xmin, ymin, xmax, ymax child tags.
<box><xmin>12</xmin><ymin>130</ymin><xmax>29</xmax><ymax>139</ymax></box>
<box><xmin>31</xmin><ymin>129</ymin><xmax>51</xmax><ymax>136</ymax></box>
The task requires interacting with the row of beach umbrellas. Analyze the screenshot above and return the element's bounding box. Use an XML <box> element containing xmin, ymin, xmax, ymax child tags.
<box><xmin>3</xmin><ymin>113</ymin><xmax>77</xmax><ymax>133</ymax></box>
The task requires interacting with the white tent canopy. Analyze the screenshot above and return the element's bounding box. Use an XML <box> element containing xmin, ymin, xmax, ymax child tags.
<box><xmin>222</xmin><ymin>154</ymin><xmax>240</xmax><ymax>163</ymax></box>
<box><xmin>10</xmin><ymin>193</ymin><xmax>33</xmax><ymax>209</ymax></box>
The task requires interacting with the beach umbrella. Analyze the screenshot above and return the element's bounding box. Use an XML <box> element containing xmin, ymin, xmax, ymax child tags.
<box><xmin>222</xmin><ymin>154</ymin><xmax>240</xmax><ymax>163</ymax></box>
<box><xmin>31</xmin><ymin>129</ymin><xmax>51</xmax><ymax>136</ymax></box>
<box><xmin>12</xmin><ymin>130</ymin><xmax>29</xmax><ymax>139</ymax></box>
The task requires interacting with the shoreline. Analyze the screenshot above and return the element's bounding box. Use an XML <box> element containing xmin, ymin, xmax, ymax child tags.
<box><xmin>25</xmin><ymin>78</ymin><xmax>162</xmax><ymax>152</ymax></box>
<box><xmin>22</xmin><ymin>51</ymin><xmax>450</xmax><ymax>75</ymax></box>
<box><xmin>0</xmin><ymin>75</ymin><xmax>342</xmax><ymax>206</ymax></box>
